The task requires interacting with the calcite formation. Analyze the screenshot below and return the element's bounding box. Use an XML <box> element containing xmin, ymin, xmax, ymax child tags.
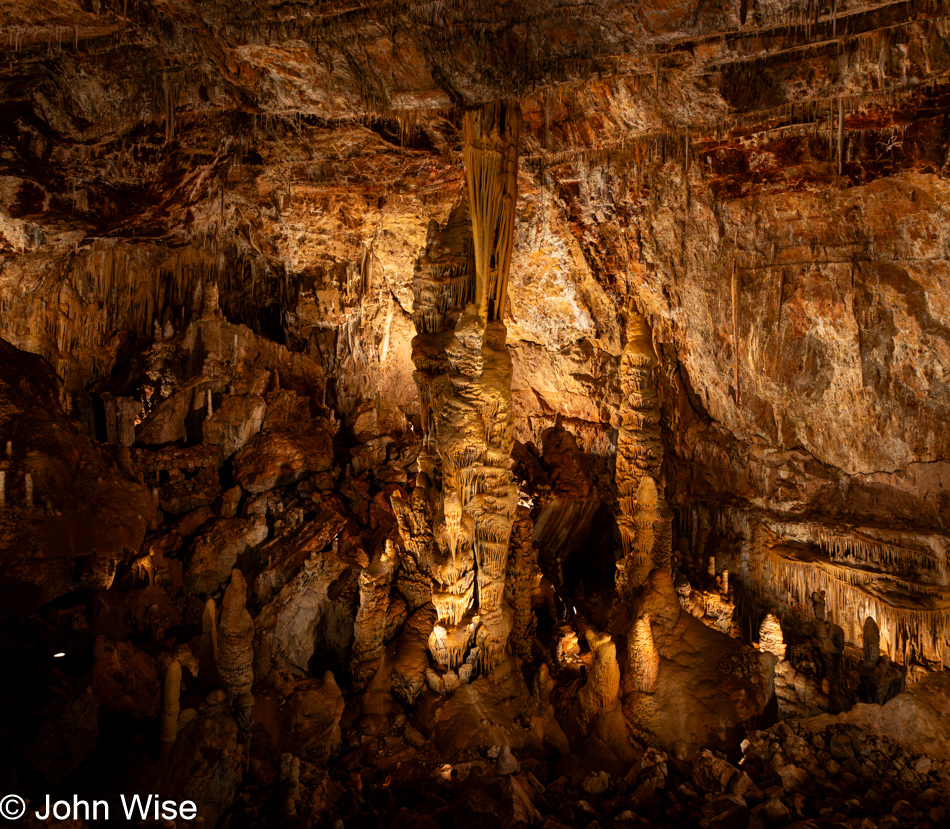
<box><xmin>349</xmin><ymin>541</ymin><xmax>397</xmax><ymax>690</ymax></box>
<box><xmin>3</xmin><ymin>2</ymin><xmax>950</xmax><ymax>827</ymax></box>
<box><xmin>749</xmin><ymin>528</ymin><xmax>950</xmax><ymax>668</ymax></box>
<box><xmin>394</xmin><ymin>102</ymin><xmax>522</xmax><ymax>678</ymax></box>
<box><xmin>577</xmin><ymin>629</ymin><xmax>622</xmax><ymax>735</ymax></box>
<box><xmin>160</xmin><ymin>660</ymin><xmax>182</xmax><ymax>759</ymax></box>
<box><xmin>505</xmin><ymin>508</ymin><xmax>542</xmax><ymax>663</ymax></box>
<box><xmin>615</xmin><ymin>312</ymin><xmax>672</xmax><ymax>598</ymax></box>
<box><xmin>217</xmin><ymin>569</ymin><xmax>255</xmax><ymax>705</ymax></box>
<box><xmin>759</xmin><ymin>612</ymin><xmax>787</xmax><ymax>662</ymax></box>
<box><xmin>626</xmin><ymin>612</ymin><xmax>660</xmax><ymax>695</ymax></box>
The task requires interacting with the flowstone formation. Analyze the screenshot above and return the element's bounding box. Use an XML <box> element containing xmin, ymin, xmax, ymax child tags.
<box><xmin>394</xmin><ymin>102</ymin><xmax>522</xmax><ymax>681</ymax></box>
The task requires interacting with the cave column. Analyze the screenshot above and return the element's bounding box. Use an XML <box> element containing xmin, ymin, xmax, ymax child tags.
<box><xmin>457</xmin><ymin>101</ymin><xmax>521</xmax><ymax>671</ymax></box>
<box><xmin>615</xmin><ymin>311</ymin><xmax>672</xmax><ymax>600</ymax></box>
<box><xmin>394</xmin><ymin>102</ymin><xmax>521</xmax><ymax>679</ymax></box>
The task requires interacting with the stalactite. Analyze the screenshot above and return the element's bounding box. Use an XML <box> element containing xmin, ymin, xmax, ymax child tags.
<box><xmin>813</xmin><ymin>527</ymin><xmax>941</xmax><ymax>574</ymax></box>
<box><xmin>464</xmin><ymin>102</ymin><xmax>521</xmax><ymax>322</ymax></box>
<box><xmin>731</xmin><ymin>248</ymin><xmax>740</xmax><ymax>404</ymax></box>
<box><xmin>837</xmin><ymin>96</ymin><xmax>845</xmax><ymax>176</ymax></box>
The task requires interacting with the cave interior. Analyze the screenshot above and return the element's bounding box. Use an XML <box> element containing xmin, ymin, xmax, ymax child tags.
<box><xmin>1</xmin><ymin>1</ymin><xmax>950</xmax><ymax>828</ymax></box>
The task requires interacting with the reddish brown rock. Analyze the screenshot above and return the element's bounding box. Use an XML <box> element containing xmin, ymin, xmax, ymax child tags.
<box><xmin>184</xmin><ymin>516</ymin><xmax>269</xmax><ymax>596</ymax></box>
<box><xmin>90</xmin><ymin>637</ymin><xmax>161</xmax><ymax>720</ymax></box>
<box><xmin>233</xmin><ymin>428</ymin><xmax>335</xmax><ymax>494</ymax></box>
<box><xmin>255</xmin><ymin>671</ymin><xmax>345</xmax><ymax>764</ymax></box>
<box><xmin>0</xmin><ymin>338</ymin><xmax>153</xmax><ymax>618</ymax></box>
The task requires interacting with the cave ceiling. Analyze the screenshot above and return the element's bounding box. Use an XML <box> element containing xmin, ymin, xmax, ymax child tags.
<box><xmin>2</xmin><ymin>0</ymin><xmax>950</xmax><ymax>533</ymax></box>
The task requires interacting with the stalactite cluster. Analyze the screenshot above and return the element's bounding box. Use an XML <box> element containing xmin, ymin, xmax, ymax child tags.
<box><xmin>752</xmin><ymin>535</ymin><xmax>950</xmax><ymax>668</ymax></box>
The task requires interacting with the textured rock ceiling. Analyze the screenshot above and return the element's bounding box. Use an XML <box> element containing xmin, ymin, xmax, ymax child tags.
<box><xmin>2</xmin><ymin>0</ymin><xmax>950</xmax><ymax>532</ymax></box>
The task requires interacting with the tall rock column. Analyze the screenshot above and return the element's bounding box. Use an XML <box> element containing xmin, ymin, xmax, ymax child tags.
<box><xmin>457</xmin><ymin>101</ymin><xmax>521</xmax><ymax>671</ymax></box>
<box><xmin>397</xmin><ymin>198</ymin><xmax>480</xmax><ymax>673</ymax></box>
<box><xmin>615</xmin><ymin>311</ymin><xmax>672</xmax><ymax>599</ymax></box>
<box><xmin>394</xmin><ymin>102</ymin><xmax>521</xmax><ymax>678</ymax></box>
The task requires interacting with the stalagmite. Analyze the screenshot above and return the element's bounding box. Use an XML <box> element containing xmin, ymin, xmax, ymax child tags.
<box><xmin>615</xmin><ymin>311</ymin><xmax>670</xmax><ymax>597</ymax></box>
<box><xmin>627</xmin><ymin>612</ymin><xmax>659</xmax><ymax>693</ymax></box>
<box><xmin>619</xmin><ymin>476</ymin><xmax>658</xmax><ymax>596</ymax></box>
<box><xmin>506</xmin><ymin>508</ymin><xmax>542</xmax><ymax>663</ymax></box>
<box><xmin>350</xmin><ymin>540</ymin><xmax>397</xmax><ymax>690</ymax></box>
<box><xmin>863</xmin><ymin>616</ymin><xmax>880</xmax><ymax>668</ymax></box>
<box><xmin>200</xmin><ymin>597</ymin><xmax>219</xmax><ymax>691</ymax></box>
<box><xmin>279</xmin><ymin>754</ymin><xmax>301</xmax><ymax>816</ymax></box>
<box><xmin>577</xmin><ymin>629</ymin><xmax>621</xmax><ymax>734</ymax></box>
<box><xmin>217</xmin><ymin>569</ymin><xmax>254</xmax><ymax>703</ymax></box>
<box><xmin>202</xmin><ymin>281</ymin><xmax>220</xmax><ymax>317</ymax></box>
<box><xmin>391</xmin><ymin>482</ymin><xmax>438</xmax><ymax>612</ymax></box>
<box><xmin>160</xmin><ymin>660</ymin><xmax>181</xmax><ymax>759</ymax></box>
<box><xmin>0</xmin><ymin>470</ymin><xmax>5</xmax><ymax>508</ymax></box>
<box><xmin>818</xmin><ymin>613</ymin><xmax>846</xmax><ymax>689</ymax></box>
<box><xmin>24</xmin><ymin>472</ymin><xmax>32</xmax><ymax>510</ymax></box>
<box><xmin>759</xmin><ymin>612</ymin><xmax>786</xmax><ymax>661</ymax></box>
<box><xmin>235</xmin><ymin>692</ymin><xmax>254</xmax><ymax>746</ymax></box>
<box><xmin>102</xmin><ymin>393</ymin><xmax>118</xmax><ymax>445</ymax></box>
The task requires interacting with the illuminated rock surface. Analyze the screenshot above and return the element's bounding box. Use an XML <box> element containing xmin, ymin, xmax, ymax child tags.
<box><xmin>1</xmin><ymin>2</ymin><xmax>949</xmax><ymax>827</ymax></box>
